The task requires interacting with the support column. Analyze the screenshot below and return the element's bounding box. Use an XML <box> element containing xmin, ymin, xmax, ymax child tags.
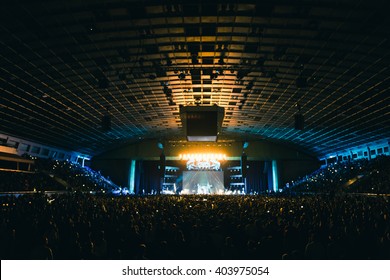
<box><xmin>128</xmin><ymin>159</ymin><xmax>136</xmax><ymax>194</ymax></box>
<box><xmin>159</xmin><ymin>153</ymin><xmax>166</xmax><ymax>195</ymax></box>
<box><xmin>272</xmin><ymin>160</ymin><xmax>279</xmax><ymax>193</ymax></box>
<box><xmin>241</xmin><ymin>152</ymin><xmax>247</xmax><ymax>194</ymax></box>
<box><xmin>367</xmin><ymin>146</ymin><xmax>371</xmax><ymax>160</ymax></box>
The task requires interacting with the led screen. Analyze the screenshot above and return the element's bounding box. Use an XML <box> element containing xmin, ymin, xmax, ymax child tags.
<box><xmin>182</xmin><ymin>171</ymin><xmax>224</xmax><ymax>194</ymax></box>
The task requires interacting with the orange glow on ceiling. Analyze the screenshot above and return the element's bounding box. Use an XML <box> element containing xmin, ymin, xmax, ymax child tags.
<box><xmin>179</xmin><ymin>153</ymin><xmax>226</xmax><ymax>161</ymax></box>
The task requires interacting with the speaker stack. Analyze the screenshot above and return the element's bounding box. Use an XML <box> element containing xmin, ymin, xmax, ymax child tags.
<box><xmin>101</xmin><ymin>115</ymin><xmax>111</xmax><ymax>131</ymax></box>
<box><xmin>159</xmin><ymin>153</ymin><xmax>166</xmax><ymax>177</ymax></box>
<box><xmin>241</xmin><ymin>152</ymin><xmax>247</xmax><ymax>178</ymax></box>
<box><xmin>294</xmin><ymin>114</ymin><xmax>304</xmax><ymax>130</ymax></box>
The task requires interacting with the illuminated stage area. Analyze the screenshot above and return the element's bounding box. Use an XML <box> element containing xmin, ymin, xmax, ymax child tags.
<box><xmin>172</xmin><ymin>153</ymin><xmax>230</xmax><ymax>195</ymax></box>
<box><xmin>182</xmin><ymin>171</ymin><xmax>224</xmax><ymax>194</ymax></box>
<box><xmin>159</xmin><ymin>152</ymin><xmax>261</xmax><ymax>195</ymax></box>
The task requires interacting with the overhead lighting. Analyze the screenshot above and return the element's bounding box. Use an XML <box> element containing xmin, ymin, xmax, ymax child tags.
<box><xmin>191</xmin><ymin>53</ymin><xmax>199</xmax><ymax>64</ymax></box>
<box><xmin>101</xmin><ymin>115</ymin><xmax>111</xmax><ymax>131</ymax></box>
<box><xmin>194</xmin><ymin>96</ymin><xmax>201</xmax><ymax>105</ymax></box>
<box><xmin>216</xmin><ymin>69</ymin><xmax>223</xmax><ymax>75</ymax></box>
<box><xmin>179</xmin><ymin>153</ymin><xmax>226</xmax><ymax>161</ymax></box>
<box><xmin>166</xmin><ymin>56</ymin><xmax>172</xmax><ymax>66</ymax></box>
<box><xmin>294</xmin><ymin>114</ymin><xmax>304</xmax><ymax>130</ymax></box>
<box><xmin>294</xmin><ymin>103</ymin><xmax>304</xmax><ymax>130</ymax></box>
<box><xmin>180</xmin><ymin>105</ymin><xmax>225</xmax><ymax>142</ymax></box>
<box><xmin>295</xmin><ymin>76</ymin><xmax>307</xmax><ymax>88</ymax></box>
<box><xmin>246</xmin><ymin>80</ymin><xmax>254</xmax><ymax>90</ymax></box>
<box><xmin>178</xmin><ymin>72</ymin><xmax>186</xmax><ymax>80</ymax></box>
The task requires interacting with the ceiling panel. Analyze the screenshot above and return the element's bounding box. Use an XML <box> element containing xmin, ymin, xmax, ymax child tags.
<box><xmin>0</xmin><ymin>0</ymin><xmax>389</xmax><ymax>156</ymax></box>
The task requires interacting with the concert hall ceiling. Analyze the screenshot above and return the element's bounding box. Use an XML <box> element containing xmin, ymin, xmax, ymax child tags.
<box><xmin>0</xmin><ymin>0</ymin><xmax>389</xmax><ymax>156</ymax></box>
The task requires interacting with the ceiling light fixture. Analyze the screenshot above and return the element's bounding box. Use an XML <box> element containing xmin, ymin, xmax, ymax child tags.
<box><xmin>178</xmin><ymin>72</ymin><xmax>186</xmax><ymax>80</ymax></box>
<box><xmin>294</xmin><ymin>104</ymin><xmax>304</xmax><ymax>130</ymax></box>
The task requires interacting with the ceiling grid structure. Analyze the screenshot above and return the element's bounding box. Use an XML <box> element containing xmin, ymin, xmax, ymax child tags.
<box><xmin>0</xmin><ymin>0</ymin><xmax>389</xmax><ymax>156</ymax></box>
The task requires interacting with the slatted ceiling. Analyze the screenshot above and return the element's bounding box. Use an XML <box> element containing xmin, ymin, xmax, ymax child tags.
<box><xmin>0</xmin><ymin>0</ymin><xmax>389</xmax><ymax>156</ymax></box>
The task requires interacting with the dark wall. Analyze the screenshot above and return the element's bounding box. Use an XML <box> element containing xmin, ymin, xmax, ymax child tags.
<box><xmin>91</xmin><ymin>158</ymin><xmax>131</xmax><ymax>188</ymax></box>
<box><xmin>246</xmin><ymin>160</ymin><xmax>269</xmax><ymax>193</ymax></box>
<box><xmin>135</xmin><ymin>160</ymin><xmax>160</xmax><ymax>194</ymax></box>
<box><xmin>278</xmin><ymin>159</ymin><xmax>321</xmax><ymax>188</ymax></box>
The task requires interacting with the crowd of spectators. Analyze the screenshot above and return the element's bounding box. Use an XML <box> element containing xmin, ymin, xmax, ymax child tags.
<box><xmin>287</xmin><ymin>155</ymin><xmax>390</xmax><ymax>194</ymax></box>
<box><xmin>1</xmin><ymin>155</ymin><xmax>389</xmax><ymax>260</ymax></box>
<box><xmin>0</xmin><ymin>158</ymin><xmax>120</xmax><ymax>193</ymax></box>
<box><xmin>348</xmin><ymin>156</ymin><xmax>390</xmax><ymax>194</ymax></box>
<box><xmin>0</xmin><ymin>193</ymin><xmax>389</xmax><ymax>260</ymax></box>
<box><xmin>0</xmin><ymin>171</ymin><xmax>64</xmax><ymax>192</ymax></box>
<box><xmin>34</xmin><ymin>158</ymin><xmax>120</xmax><ymax>193</ymax></box>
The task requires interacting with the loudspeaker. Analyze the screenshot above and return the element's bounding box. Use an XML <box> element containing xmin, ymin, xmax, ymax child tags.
<box><xmin>295</xmin><ymin>77</ymin><xmax>307</xmax><ymax>88</ymax></box>
<box><xmin>159</xmin><ymin>153</ymin><xmax>166</xmax><ymax>177</ymax></box>
<box><xmin>98</xmin><ymin>77</ymin><xmax>109</xmax><ymax>89</ymax></box>
<box><xmin>186</xmin><ymin>111</ymin><xmax>218</xmax><ymax>141</ymax></box>
<box><xmin>294</xmin><ymin>114</ymin><xmax>304</xmax><ymax>130</ymax></box>
<box><xmin>241</xmin><ymin>153</ymin><xmax>247</xmax><ymax>178</ymax></box>
<box><xmin>101</xmin><ymin>115</ymin><xmax>111</xmax><ymax>131</ymax></box>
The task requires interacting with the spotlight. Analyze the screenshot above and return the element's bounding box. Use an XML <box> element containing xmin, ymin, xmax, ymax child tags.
<box><xmin>194</xmin><ymin>96</ymin><xmax>201</xmax><ymax>105</ymax></box>
<box><xmin>163</xmin><ymin>86</ymin><xmax>170</xmax><ymax>95</ymax></box>
<box><xmin>178</xmin><ymin>72</ymin><xmax>186</xmax><ymax>80</ymax></box>
<box><xmin>294</xmin><ymin>114</ymin><xmax>304</xmax><ymax>130</ymax></box>
<box><xmin>256</xmin><ymin>57</ymin><xmax>265</xmax><ymax>66</ymax></box>
<box><xmin>294</xmin><ymin>103</ymin><xmax>304</xmax><ymax>130</ymax></box>
<box><xmin>237</xmin><ymin>70</ymin><xmax>245</xmax><ymax>80</ymax></box>
<box><xmin>295</xmin><ymin>76</ymin><xmax>307</xmax><ymax>88</ymax></box>
<box><xmin>246</xmin><ymin>81</ymin><xmax>254</xmax><ymax>90</ymax></box>
<box><xmin>101</xmin><ymin>115</ymin><xmax>111</xmax><ymax>131</ymax></box>
<box><xmin>191</xmin><ymin>53</ymin><xmax>199</xmax><ymax>64</ymax></box>
<box><xmin>118</xmin><ymin>73</ymin><xmax>126</xmax><ymax>81</ymax></box>
<box><xmin>98</xmin><ymin>77</ymin><xmax>109</xmax><ymax>89</ymax></box>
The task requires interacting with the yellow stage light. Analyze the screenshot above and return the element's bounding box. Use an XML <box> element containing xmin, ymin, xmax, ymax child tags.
<box><xmin>179</xmin><ymin>153</ymin><xmax>226</xmax><ymax>161</ymax></box>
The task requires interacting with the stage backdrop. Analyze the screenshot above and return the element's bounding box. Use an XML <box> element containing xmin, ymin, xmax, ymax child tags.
<box><xmin>182</xmin><ymin>171</ymin><xmax>224</xmax><ymax>194</ymax></box>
